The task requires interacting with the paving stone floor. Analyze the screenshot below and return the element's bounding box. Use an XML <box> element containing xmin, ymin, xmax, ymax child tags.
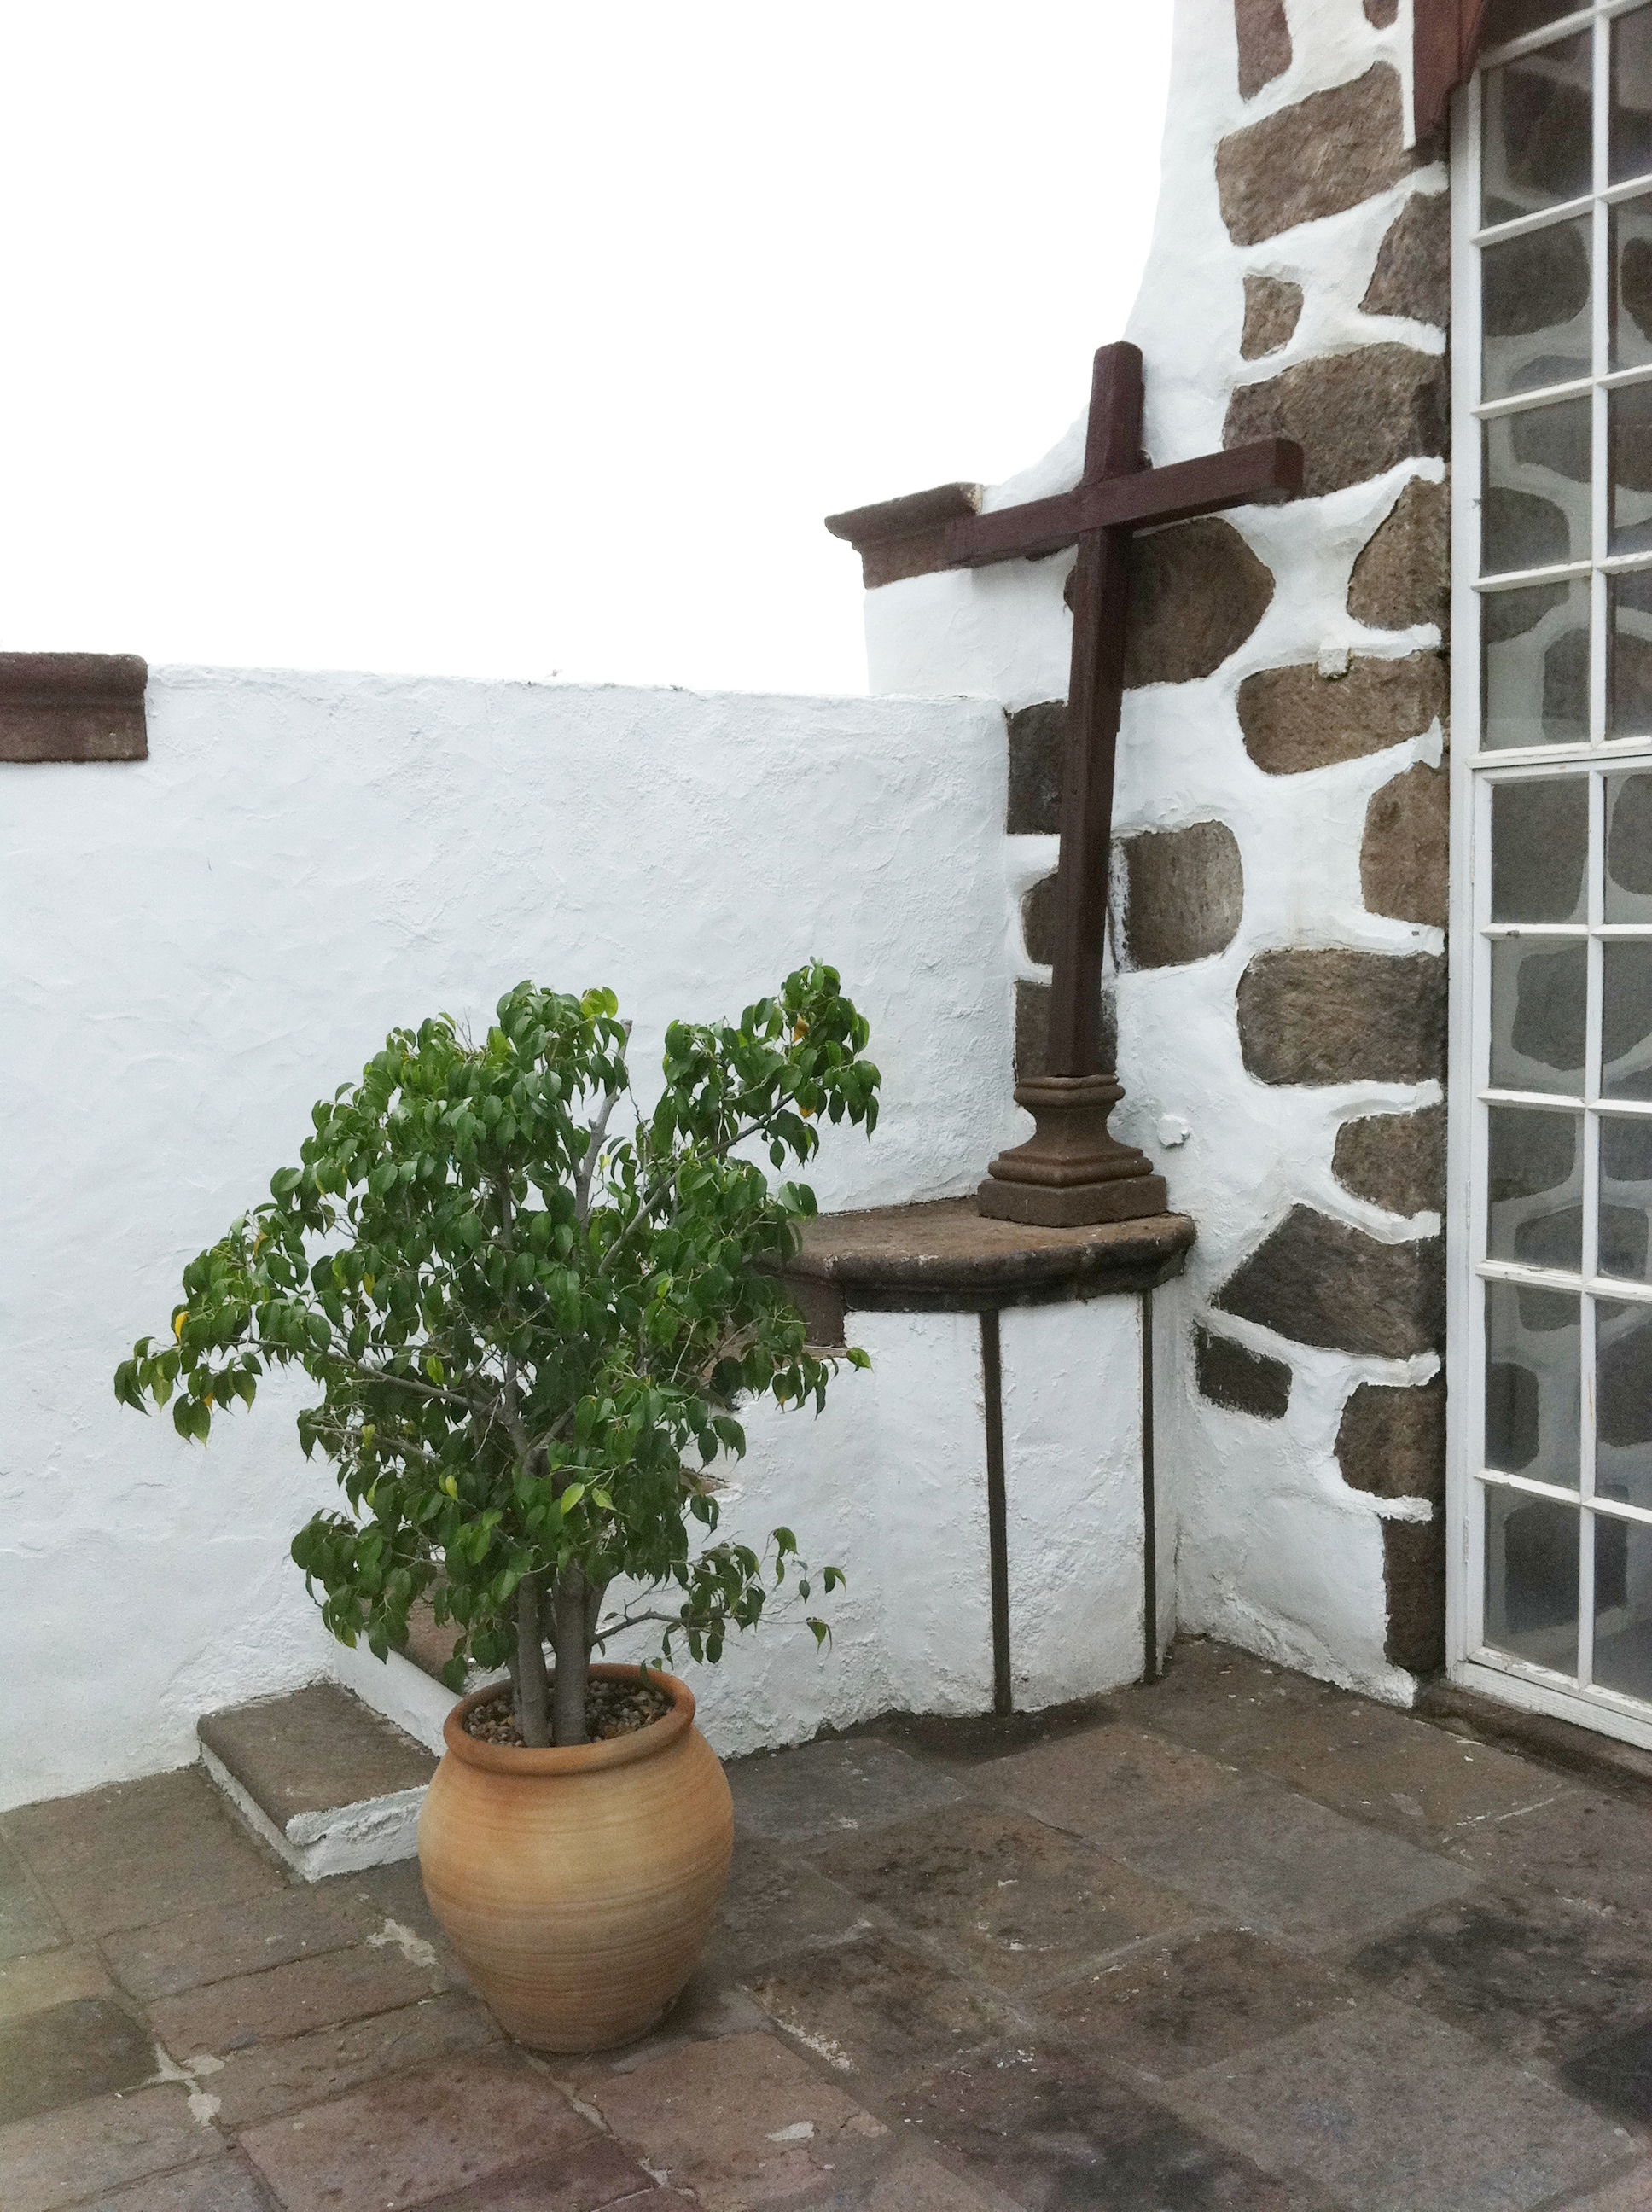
<box><xmin>6</xmin><ymin>1639</ymin><xmax>1652</xmax><ymax>2209</ymax></box>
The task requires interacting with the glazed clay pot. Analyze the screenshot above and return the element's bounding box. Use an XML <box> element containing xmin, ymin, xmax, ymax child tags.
<box><xmin>417</xmin><ymin>1665</ymin><xmax>732</xmax><ymax>2052</ymax></box>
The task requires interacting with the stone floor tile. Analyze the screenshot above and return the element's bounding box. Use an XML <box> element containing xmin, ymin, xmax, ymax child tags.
<box><xmin>794</xmin><ymin>2143</ymin><xmax>1014</xmax><ymax>2209</ymax></box>
<box><xmin>69</xmin><ymin>2153</ymin><xmax>280</xmax><ymax>2210</ymax></box>
<box><xmin>810</xmin><ymin>1803</ymin><xmax>1198</xmax><ymax>1990</ymax></box>
<box><xmin>1107</xmin><ymin>1776</ymin><xmax>1476</xmax><ymax>1947</ymax></box>
<box><xmin>4</xmin><ymin>1769</ymin><xmax>284</xmax><ymax>1938</ymax></box>
<box><xmin>560</xmin><ymin>1974</ymin><xmax>771</xmax><ymax>2081</ymax></box>
<box><xmin>726</xmin><ymin>1738</ymin><xmax>967</xmax><ymax>1843</ymax></box>
<box><xmin>1035</xmin><ymin>1928</ymin><xmax>1355</xmax><ymax>2081</ymax></box>
<box><xmin>148</xmin><ymin>1936</ymin><xmax>441</xmax><ymax>2057</ymax></box>
<box><xmin>874</xmin><ymin>1697</ymin><xmax>1119</xmax><ymax>1772</ymax></box>
<box><xmin>1177</xmin><ymin>2000</ymin><xmax>1632</xmax><ymax>2212</ymax></box>
<box><xmin>579</xmin><ymin>2028</ymin><xmax>890</xmax><ymax>2208</ymax></box>
<box><xmin>0</xmin><ymin>1940</ymin><xmax>118</xmax><ymax>2023</ymax></box>
<box><xmin>1561</xmin><ymin>2017</ymin><xmax>1652</xmax><ymax>2126</ymax></box>
<box><xmin>201</xmin><ymin>1990</ymin><xmax>501</xmax><ymax>2130</ymax></box>
<box><xmin>888</xmin><ymin>2037</ymin><xmax>1311</xmax><ymax>2210</ymax></box>
<box><xmin>746</xmin><ymin>1930</ymin><xmax>1013</xmax><ymax>2075</ymax></box>
<box><xmin>102</xmin><ymin>1886</ymin><xmax>363</xmax><ymax>2000</ymax></box>
<box><xmin>1348</xmin><ymin>1890</ymin><xmax>1652</xmax><ymax>2064</ymax></box>
<box><xmin>0</xmin><ymin>1994</ymin><xmax>157</xmax><ymax>2125</ymax></box>
<box><xmin>1241</xmin><ymin>1702</ymin><xmax>1559</xmax><ymax>1843</ymax></box>
<box><xmin>238</xmin><ymin>2047</ymin><xmax>596</xmax><ymax>2212</ymax></box>
<box><xmin>0</xmin><ymin>1827</ymin><xmax>67</xmax><ymax>1963</ymax></box>
<box><xmin>0</xmin><ymin>2082</ymin><xmax>222</xmax><ymax>2212</ymax></box>
<box><xmin>1441</xmin><ymin>1785</ymin><xmax>1652</xmax><ymax>1920</ymax></box>
<box><xmin>1541</xmin><ymin>2162</ymin><xmax>1652</xmax><ymax>2207</ymax></box>
<box><xmin>701</xmin><ymin>1837</ymin><xmax>873</xmax><ymax>1979</ymax></box>
<box><xmin>1109</xmin><ymin>1640</ymin><xmax>1347</xmax><ymax>1766</ymax></box>
<box><xmin>973</xmin><ymin>1724</ymin><xmax>1246</xmax><ymax>1855</ymax></box>
<box><xmin>403</xmin><ymin>2135</ymin><xmax>660</xmax><ymax>2209</ymax></box>
<box><xmin>319</xmin><ymin>1857</ymin><xmax>473</xmax><ymax>1986</ymax></box>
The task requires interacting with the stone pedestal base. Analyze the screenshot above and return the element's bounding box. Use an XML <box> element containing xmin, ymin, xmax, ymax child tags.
<box><xmin>978</xmin><ymin>1073</ymin><xmax>1167</xmax><ymax>1227</ymax></box>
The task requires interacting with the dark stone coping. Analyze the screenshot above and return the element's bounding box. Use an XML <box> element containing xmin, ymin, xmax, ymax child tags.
<box><xmin>198</xmin><ymin>1681</ymin><xmax>434</xmax><ymax>1826</ymax></box>
<box><xmin>782</xmin><ymin>1196</ymin><xmax>1194</xmax><ymax>1334</ymax></box>
<box><xmin>0</xmin><ymin>651</ymin><xmax>148</xmax><ymax>763</ymax></box>
<box><xmin>1417</xmin><ymin>1680</ymin><xmax>1652</xmax><ymax>1807</ymax></box>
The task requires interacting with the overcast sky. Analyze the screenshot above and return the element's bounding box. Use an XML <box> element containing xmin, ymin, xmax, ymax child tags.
<box><xmin>1</xmin><ymin>5</ymin><xmax>1172</xmax><ymax>695</ymax></box>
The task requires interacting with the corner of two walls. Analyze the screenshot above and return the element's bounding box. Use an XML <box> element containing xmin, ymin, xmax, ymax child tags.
<box><xmin>864</xmin><ymin>0</ymin><xmax>1452</xmax><ymax>1704</ymax></box>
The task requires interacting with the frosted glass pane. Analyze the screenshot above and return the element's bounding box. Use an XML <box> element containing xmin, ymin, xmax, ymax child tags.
<box><xmin>1485</xmin><ymin>217</ymin><xmax>1592</xmax><ymax>399</ymax></box>
<box><xmin>1490</xmin><ymin>777</ymin><xmax>1589</xmax><ymax>920</ymax></box>
<box><xmin>1597</xmin><ymin>1296</ymin><xmax>1652</xmax><ymax>1508</ymax></box>
<box><xmin>1599</xmin><ymin>1118</ymin><xmax>1652</xmax><ymax>1281</ymax></box>
<box><xmin>1490</xmin><ymin>937</ymin><xmax>1588</xmax><ymax>1092</ymax></box>
<box><xmin>1593</xmin><ymin>1515</ymin><xmax>1652</xmax><ymax>1697</ymax></box>
<box><xmin>1484</xmin><ymin>1486</ymin><xmax>1579</xmax><ymax>1673</ymax></box>
<box><xmin>1484</xmin><ymin>579</ymin><xmax>1590</xmax><ymax>748</ymax></box>
<box><xmin>1611</xmin><ymin>383</ymin><xmax>1652</xmax><ymax>556</ymax></box>
<box><xmin>1485</xmin><ymin>399</ymin><xmax>1592</xmax><ymax>572</ymax></box>
<box><xmin>1489</xmin><ymin>1106</ymin><xmax>1584</xmax><ymax>1269</ymax></box>
<box><xmin>1486</xmin><ymin>1279</ymin><xmax>1581</xmax><ymax>1485</ymax></box>
<box><xmin>1605</xmin><ymin>772</ymin><xmax>1652</xmax><ymax>919</ymax></box>
<box><xmin>1603</xmin><ymin>941</ymin><xmax>1652</xmax><ymax>1099</ymax></box>
<box><xmin>1614</xmin><ymin>194</ymin><xmax>1652</xmax><ymax>371</ymax></box>
<box><xmin>1485</xmin><ymin>32</ymin><xmax>1593</xmax><ymax>224</ymax></box>
<box><xmin>1614</xmin><ymin>5</ymin><xmax>1652</xmax><ymax>184</ymax></box>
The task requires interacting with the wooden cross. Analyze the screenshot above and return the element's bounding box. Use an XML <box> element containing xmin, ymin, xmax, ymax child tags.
<box><xmin>826</xmin><ymin>342</ymin><xmax>1302</xmax><ymax>1226</ymax></box>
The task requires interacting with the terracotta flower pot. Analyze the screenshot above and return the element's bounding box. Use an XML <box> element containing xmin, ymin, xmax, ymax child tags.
<box><xmin>416</xmin><ymin>1664</ymin><xmax>733</xmax><ymax>2052</ymax></box>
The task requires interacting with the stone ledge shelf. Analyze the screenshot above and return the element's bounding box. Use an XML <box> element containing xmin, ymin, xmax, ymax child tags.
<box><xmin>782</xmin><ymin>1196</ymin><xmax>1195</xmax><ymax>1341</ymax></box>
<box><xmin>0</xmin><ymin>652</ymin><xmax>148</xmax><ymax>763</ymax></box>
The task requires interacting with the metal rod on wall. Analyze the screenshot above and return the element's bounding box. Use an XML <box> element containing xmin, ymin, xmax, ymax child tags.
<box><xmin>980</xmin><ymin>1307</ymin><xmax>1013</xmax><ymax>1717</ymax></box>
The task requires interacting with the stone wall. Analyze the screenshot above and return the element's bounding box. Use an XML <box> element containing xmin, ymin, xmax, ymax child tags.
<box><xmin>861</xmin><ymin>0</ymin><xmax>1451</xmax><ymax>1701</ymax></box>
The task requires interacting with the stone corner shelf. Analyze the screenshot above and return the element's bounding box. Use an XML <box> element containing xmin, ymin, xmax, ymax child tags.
<box><xmin>0</xmin><ymin>651</ymin><xmax>148</xmax><ymax>764</ymax></box>
<box><xmin>782</xmin><ymin>1195</ymin><xmax>1195</xmax><ymax>1342</ymax></box>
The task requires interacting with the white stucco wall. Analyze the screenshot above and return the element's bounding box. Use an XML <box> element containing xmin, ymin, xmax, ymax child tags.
<box><xmin>861</xmin><ymin>0</ymin><xmax>1447</xmax><ymax>1703</ymax></box>
<box><xmin>1</xmin><ymin>667</ymin><xmax>1028</xmax><ymax>1810</ymax></box>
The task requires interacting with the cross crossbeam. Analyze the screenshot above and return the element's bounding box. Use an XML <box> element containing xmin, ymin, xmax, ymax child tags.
<box><xmin>827</xmin><ymin>342</ymin><xmax>1303</xmax><ymax>1227</ymax></box>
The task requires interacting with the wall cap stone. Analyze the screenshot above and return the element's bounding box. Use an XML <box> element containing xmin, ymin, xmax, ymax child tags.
<box><xmin>0</xmin><ymin>652</ymin><xmax>148</xmax><ymax>764</ymax></box>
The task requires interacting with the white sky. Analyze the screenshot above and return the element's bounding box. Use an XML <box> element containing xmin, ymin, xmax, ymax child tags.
<box><xmin>0</xmin><ymin>5</ymin><xmax>1172</xmax><ymax>696</ymax></box>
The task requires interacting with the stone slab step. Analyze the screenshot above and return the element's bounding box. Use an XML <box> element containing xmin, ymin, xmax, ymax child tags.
<box><xmin>198</xmin><ymin>1681</ymin><xmax>437</xmax><ymax>1881</ymax></box>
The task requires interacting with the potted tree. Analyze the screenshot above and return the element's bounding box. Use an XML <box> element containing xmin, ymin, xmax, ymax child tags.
<box><xmin>116</xmin><ymin>963</ymin><xmax>879</xmax><ymax>2050</ymax></box>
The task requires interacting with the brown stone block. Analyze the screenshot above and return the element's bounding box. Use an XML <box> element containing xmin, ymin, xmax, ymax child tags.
<box><xmin>1235</xmin><ymin>0</ymin><xmax>1291</xmax><ymax>99</ymax></box>
<box><xmin>1237</xmin><ymin>948</ymin><xmax>1446</xmax><ymax>1086</ymax></box>
<box><xmin>1217</xmin><ymin>66</ymin><xmax>1426</xmax><ymax>247</ymax></box>
<box><xmin>0</xmin><ymin>2084</ymin><xmax>222</xmax><ymax>2212</ymax></box>
<box><xmin>1362</xmin><ymin>190</ymin><xmax>1450</xmax><ymax>327</ymax></box>
<box><xmin>1006</xmin><ymin>699</ymin><xmax>1064</xmax><ymax>834</ymax></box>
<box><xmin>1195</xmin><ymin>1325</ymin><xmax>1292</xmax><ymax>1421</ymax></box>
<box><xmin>0</xmin><ymin>1996</ymin><xmax>154</xmax><ymax>2127</ymax></box>
<box><xmin>148</xmin><ymin>1941</ymin><xmax>443</xmax><ymax>2059</ymax></box>
<box><xmin>201</xmin><ymin>1992</ymin><xmax>500</xmax><ymax>2132</ymax></box>
<box><xmin>1118</xmin><ymin>819</ymin><xmax>1243</xmax><ymax>969</ymax></box>
<box><xmin>1364</xmin><ymin>0</ymin><xmax>1399</xmax><ymax>22</ymax></box>
<box><xmin>1014</xmin><ymin>977</ymin><xmax>1115</xmax><ymax>1081</ymax></box>
<box><xmin>1384</xmin><ymin>1514</ymin><xmax>1446</xmax><ymax>1674</ymax></box>
<box><xmin>1124</xmin><ymin>517</ymin><xmax>1274</xmax><ymax>687</ymax></box>
<box><xmin>1362</xmin><ymin>760</ymin><xmax>1448</xmax><ymax>928</ymax></box>
<box><xmin>1241</xmin><ymin>274</ymin><xmax>1303</xmax><ymax>361</ymax></box>
<box><xmin>1224</xmin><ymin>343</ymin><xmax>1447</xmax><ymax>498</ymax></box>
<box><xmin>1021</xmin><ymin>872</ymin><xmax>1058</xmax><ymax>967</ymax></box>
<box><xmin>1337</xmin><ymin>1375</ymin><xmax>1446</xmax><ymax>1504</ymax></box>
<box><xmin>1333</xmin><ymin>1102</ymin><xmax>1446</xmax><ymax>1216</ymax></box>
<box><xmin>1238</xmin><ymin>651</ymin><xmax>1446</xmax><ymax>775</ymax></box>
<box><xmin>1213</xmin><ymin>1206</ymin><xmax>1444</xmax><ymax>1358</ymax></box>
<box><xmin>1348</xmin><ymin>476</ymin><xmax>1450</xmax><ymax>633</ymax></box>
<box><xmin>0</xmin><ymin>653</ymin><xmax>148</xmax><ymax>764</ymax></box>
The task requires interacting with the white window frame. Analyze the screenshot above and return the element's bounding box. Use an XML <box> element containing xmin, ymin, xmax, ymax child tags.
<box><xmin>1448</xmin><ymin>0</ymin><xmax>1652</xmax><ymax>1750</ymax></box>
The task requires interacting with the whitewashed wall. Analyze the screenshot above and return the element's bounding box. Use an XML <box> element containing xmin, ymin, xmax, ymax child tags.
<box><xmin>1</xmin><ymin>668</ymin><xmax>1029</xmax><ymax>1810</ymax></box>
<box><xmin>864</xmin><ymin>0</ymin><xmax>1447</xmax><ymax>1703</ymax></box>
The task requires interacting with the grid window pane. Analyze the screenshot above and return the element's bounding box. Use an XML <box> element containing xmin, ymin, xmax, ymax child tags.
<box><xmin>1597</xmin><ymin>1296</ymin><xmax>1652</xmax><ymax>1507</ymax></box>
<box><xmin>1485</xmin><ymin>399</ymin><xmax>1592</xmax><ymax>572</ymax></box>
<box><xmin>1603</xmin><ymin>940</ymin><xmax>1652</xmax><ymax>1097</ymax></box>
<box><xmin>1485</xmin><ymin>32</ymin><xmax>1594</xmax><ymax>224</ymax></box>
<box><xmin>1486</xmin><ymin>1279</ymin><xmax>1582</xmax><ymax>1485</ymax></box>
<box><xmin>1486</xmin><ymin>217</ymin><xmax>1592</xmax><ymax>399</ymax></box>
<box><xmin>1605</xmin><ymin>771</ymin><xmax>1652</xmax><ymax>917</ymax></box>
<box><xmin>1483</xmin><ymin>1485</ymin><xmax>1580</xmax><ymax>1671</ymax></box>
<box><xmin>1490</xmin><ymin>936</ymin><xmax>1588</xmax><ymax>1091</ymax></box>
<box><xmin>1600</xmin><ymin>1118</ymin><xmax>1652</xmax><ymax>1278</ymax></box>
<box><xmin>1593</xmin><ymin>1514</ymin><xmax>1652</xmax><ymax>1697</ymax></box>
<box><xmin>1610</xmin><ymin>382</ymin><xmax>1652</xmax><ymax>555</ymax></box>
<box><xmin>1484</xmin><ymin>579</ymin><xmax>1591</xmax><ymax>748</ymax></box>
<box><xmin>1483</xmin><ymin>0</ymin><xmax>1585</xmax><ymax>42</ymax></box>
<box><xmin>1613</xmin><ymin>194</ymin><xmax>1652</xmax><ymax>370</ymax></box>
<box><xmin>1609</xmin><ymin>572</ymin><xmax>1652</xmax><ymax>739</ymax></box>
<box><xmin>1488</xmin><ymin>1104</ymin><xmax>1585</xmax><ymax>1266</ymax></box>
<box><xmin>1491</xmin><ymin>777</ymin><xmax>1590</xmax><ymax>918</ymax></box>
<box><xmin>1614</xmin><ymin>5</ymin><xmax>1652</xmax><ymax>184</ymax></box>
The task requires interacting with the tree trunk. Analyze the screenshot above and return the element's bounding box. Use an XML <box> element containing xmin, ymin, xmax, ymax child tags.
<box><xmin>515</xmin><ymin>1573</ymin><xmax>550</xmax><ymax>1748</ymax></box>
<box><xmin>551</xmin><ymin>1564</ymin><xmax>590</xmax><ymax>1747</ymax></box>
